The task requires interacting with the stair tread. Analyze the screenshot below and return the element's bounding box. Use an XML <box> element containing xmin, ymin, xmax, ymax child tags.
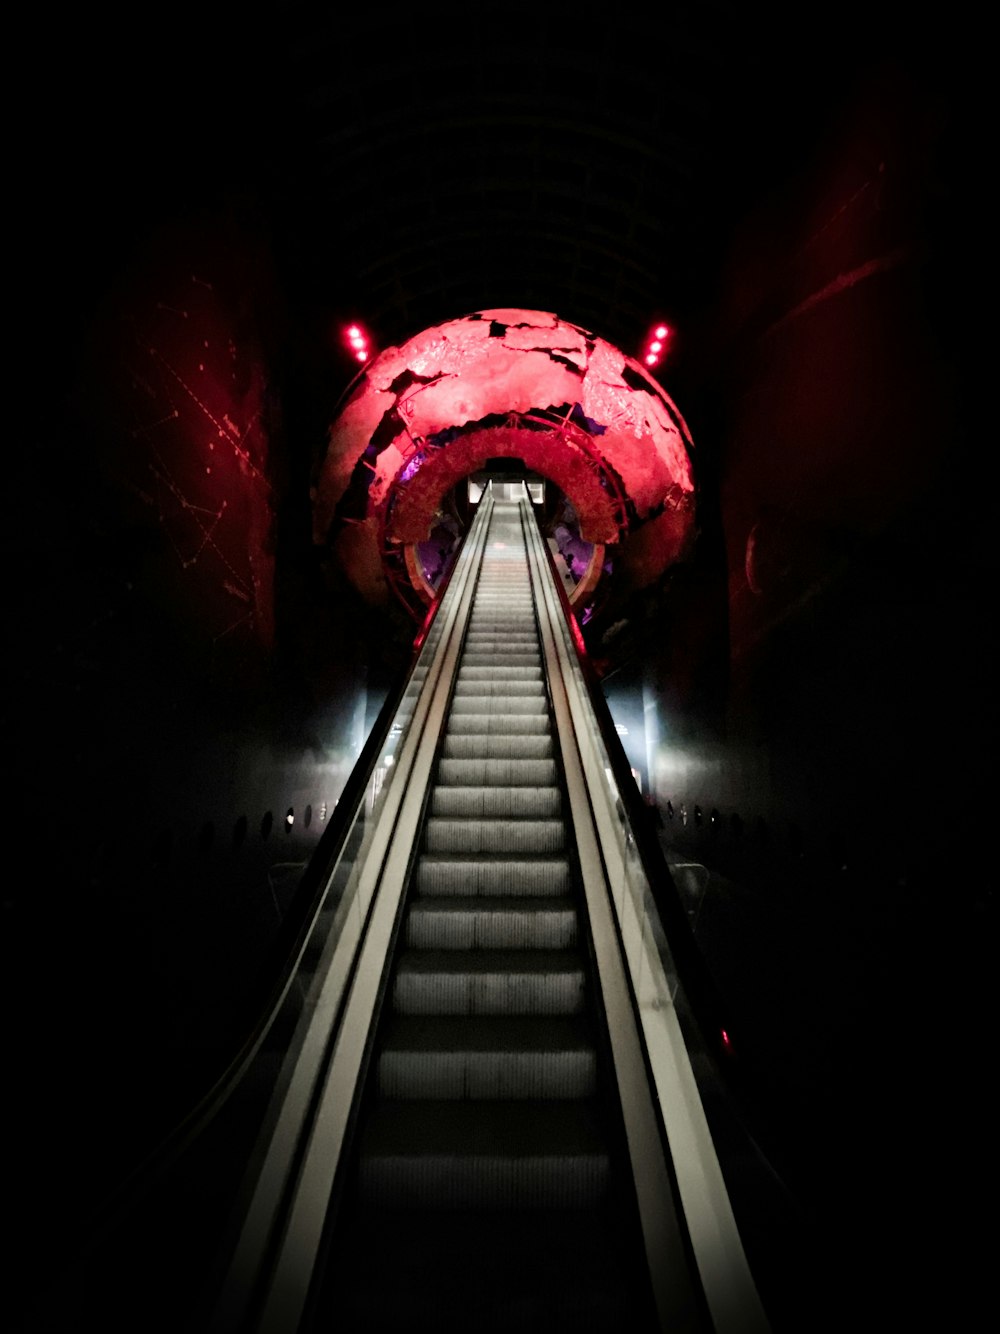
<box><xmin>322</xmin><ymin>1208</ymin><xmax>657</xmax><ymax>1332</ymax></box>
<box><xmin>361</xmin><ymin>1099</ymin><xmax>606</xmax><ymax>1157</ymax></box>
<box><xmin>425</xmin><ymin>816</ymin><xmax>564</xmax><ymax>828</ymax></box>
<box><xmin>435</xmin><ymin>759</ymin><xmax>559</xmax><ymax>786</ymax></box>
<box><xmin>380</xmin><ymin>1014</ymin><xmax>595</xmax><ymax>1053</ymax></box>
<box><xmin>430</xmin><ymin>786</ymin><xmax>562</xmax><ymax>811</ymax></box>
<box><xmin>417</xmin><ymin>853</ymin><xmax>570</xmax><ymax>865</ymax></box>
<box><xmin>396</xmin><ymin>949</ymin><xmax>584</xmax><ymax>973</ymax></box>
<box><xmin>408</xmin><ymin>895</ymin><xmax>573</xmax><ymax>914</ymax></box>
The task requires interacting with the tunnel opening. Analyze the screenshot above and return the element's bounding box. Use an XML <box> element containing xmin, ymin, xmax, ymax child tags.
<box><xmin>314</xmin><ymin>309</ymin><xmax>697</xmax><ymax>634</ymax></box>
<box><xmin>411</xmin><ymin>455</ymin><xmax>611</xmax><ymax>626</ymax></box>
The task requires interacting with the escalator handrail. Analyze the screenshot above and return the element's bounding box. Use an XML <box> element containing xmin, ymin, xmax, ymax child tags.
<box><xmin>536</xmin><ymin>524</ymin><xmax>814</xmax><ymax>1246</ymax></box>
<box><xmin>51</xmin><ymin>515</ymin><xmax>476</xmax><ymax>1277</ymax></box>
<box><xmin>221</xmin><ymin>490</ymin><xmax>498</xmax><ymax>1334</ymax></box>
<box><xmin>534</xmin><ymin>517</ymin><xmax>763</xmax><ymax>1110</ymax></box>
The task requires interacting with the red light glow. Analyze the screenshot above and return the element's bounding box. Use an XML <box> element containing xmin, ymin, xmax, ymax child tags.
<box><xmin>721</xmin><ymin>1029</ymin><xmax>731</xmax><ymax>1048</ymax></box>
<box><xmin>568</xmin><ymin>612</ymin><xmax>588</xmax><ymax>658</ymax></box>
<box><xmin>640</xmin><ymin>323</ymin><xmax>671</xmax><ymax>371</ymax></box>
<box><xmin>343</xmin><ymin>323</ymin><xmax>372</xmax><ymax>361</ymax></box>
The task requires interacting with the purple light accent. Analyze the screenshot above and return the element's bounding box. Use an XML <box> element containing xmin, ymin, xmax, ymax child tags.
<box><xmin>399</xmin><ymin>453</ymin><xmax>424</xmax><ymax>483</ymax></box>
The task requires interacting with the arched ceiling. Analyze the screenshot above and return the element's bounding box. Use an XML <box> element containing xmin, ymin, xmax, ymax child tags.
<box><xmin>258</xmin><ymin>6</ymin><xmax>872</xmax><ymax>355</ymax></box>
<box><xmin>39</xmin><ymin>5</ymin><xmax>910</xmax><ymax>366</ymax></box>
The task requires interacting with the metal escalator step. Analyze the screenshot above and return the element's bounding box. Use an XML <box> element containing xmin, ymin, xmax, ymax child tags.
<box><xmin>459</xmin><ymin>665</ymin><xmax>541</xmax><ymax>680</ymax></box>
<box><xmin>424</xmin><ymin>817</ymin><xmax>564</xmax><ymax>854</ymax></box>
<box><xmin>462</xmin><ymin>653</ymin><xmax>540</xmax><ymax>667</ymax></box>
<box><xmin>467</xmin><ymin>614</ymin><xmax>532</xmax><ymax>623</ymax></box>
<box><xmin>450</xmin><ymin>695</ymin><xmax>547</xmax><ymax>714</ymax></box>
<box><xmin>452</xmin><ymin>679</ymin><xmax>544</xmax><ymax>696</ymax></box>
<box><xmin>442</xmin><ymin>734</ymin><xmax>554</xmax><ymax>759</ymax></box>
<box><xmin>445</xmin><ymin>713</ymin><xmax>550</xmax><ymax>736</ymax></box>
<box><xmin>358</xmin><ymin>1101</ymin><xmax>609</xmax><ymax>1208</ymax></box>
<box><xmin>415</xmin><ymin>855</ymin><xmax>571</xmax><ymax>896</ymax></box>
<box><xmin>327</xmin><ymin>1208</ymin><xmax>655</xmax><ymax>1334</ymax></box>
<box><xmin>393</xmin><ymin>949</ymin><xmax>585</xmax><ymax>1015</ymax></box>
<box><xmin>405</xmin><ymin>896</ymin><xmax>577</xmax><ymax>949</ymax></box>
<box><xmin>430</xmin><ymin>785</ymin><xmax>561</xmax><ymax>818</ymax></box>
<box><xmin>378</xmin><ymin>1015</ymin><xmax>597</xmax><ymax>1099</ymax></box>
<box><xmin>465</xmin><ymin>632</ymin><xmax>534</xmax><ymax>641</ymax></box>
<box><xmin>435</xmin><ymin>758</ymin><xmax>558</xmax><ymax>787</ymax></box>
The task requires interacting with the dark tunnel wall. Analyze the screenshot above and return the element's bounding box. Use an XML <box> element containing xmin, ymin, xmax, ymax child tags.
<box><xmin>5</xmin><ymin>208</ymin><xmax>389</xmax><ymax>1280</ymax></box>
<box><xmin>604</xmin><ymin>60</ymin><xmax>988</xmax><ymax>1326</ymax></box>
<box><xmin>643</xmin><ymin>58</ymin><xmax>973</xmax><ymax>881</ymax></box>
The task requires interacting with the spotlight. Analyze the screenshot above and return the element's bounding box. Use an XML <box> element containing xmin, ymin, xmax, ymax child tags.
<box><xmin>640</xmin><ymin>322</ymin><xmax>672</xmax><ymax>370</ymax></box>
<box><xmin>343</xmin><ymin>322</ymin><xmax>373</xmax><ymax>363</ymax></box>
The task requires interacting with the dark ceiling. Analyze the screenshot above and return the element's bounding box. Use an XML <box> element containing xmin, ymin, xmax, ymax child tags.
<box><xmin>24</xmin><ymin>3</ymin><xmax>947</xmax><ymax>384</ymax></box>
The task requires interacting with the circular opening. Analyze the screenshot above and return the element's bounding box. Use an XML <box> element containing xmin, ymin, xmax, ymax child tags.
<box><xmin>285</xmin><ymin>806</ymin><xmax>295</xmax><ymax>832</ymax></box>
<box><xmin>414</xmin><ymin>483</ymin><xmax>467</xmax><ymax>594</ymax></box>
<box><xmin>304</xmin><ymin>803</ymin><xmax>313</xmax><ymax>829</ymax></box>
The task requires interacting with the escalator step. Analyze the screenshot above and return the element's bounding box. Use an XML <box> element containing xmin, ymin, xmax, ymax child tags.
<box><xmin>415</xmin><ymin>855</ymin><xmax>572</xmax><ymax>896</ymax></box>
<box><xmin>459</xmin><ymin>665</ymin><xmax>542</xmax><ymax>680</ymax></box>
<box><xmin>450</xmin><ymin>695</ymin><xmax>547</xmax><ymax>714</ymax></box>
<box><xmin>328</xmin><ymin>1208</ymin><xmax>652</xmax><ymax>1333</ymax></box>
<box><xmin>378</xmin><ymin>1015</ymin><xmax>597</xmax><ymax>1099</ymax></box>
<box><xmin>358</xmin><ymin>1100</ymin><xmax>609</xmax><ymax>1209</ymax></box>
<box><xmin>435</xmin><ymin>758</ymin><xmax>559</xmax><ymax>787</ymax></box>
<box><xmin>393</xmin><ymin>949</ymin><xmax>585</xmax><ymax>1015</ymax></box>
<box><xmin>430</xmin><ymin>786</ymin><xmax>562</xmax><ymax>818</ymax></box>
<box><xmin>445</xmin><ymin>713</ymin><xmax>550</xmax><ymax>735</ymax></box>
<box><xmin>462</xmin><ymin>653</ymin><xmax>540</xmax><ymax>667</ymax></box>
<box><xmin>405</xmin><ymin>896</ymin><xmax>577</xmax><ymax>949</ymax></box>
<box><xmin>452</xmin><ymin>679</ymin><xmax>544</xmax><ymax>696</ymax></box>
<box><xmin>442</xmin><ymin>734</ymin><xmax>554</xmax><ymax>759</ymax></box>
<box><xmin>424</xmin><ymin>817</ymin><xmax>565</xmax><ymax>854</ymax></box>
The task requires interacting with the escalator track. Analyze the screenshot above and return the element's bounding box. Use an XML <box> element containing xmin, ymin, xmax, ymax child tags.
<box><xmin>311</xmin><ymin>498</ymin><xmax>659</xmax><ymax>1330</ymax></box>
<box><xmin>15</xmin><ymin>487</ymin><xmax>775</xmax><ymax>1334</ymax></box>
<box><xmin>201</xmin><ymin>484</ymin><xmax>769</xmax><ymax>1334</ymax></box>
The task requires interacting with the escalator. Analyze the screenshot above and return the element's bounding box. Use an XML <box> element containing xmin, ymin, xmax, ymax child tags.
<box><xmin>310</xmin><ymin>497</ymin><xmax>659</xmax><ymax>1330</ymax></box>
<box><xmin>19</xmin><ymin>484</ymin><xmax>776</xmax><ymax>1334</ymax></box>
<box><xmin>204</xmin><ymin>484</ymin><xmax>771</xmax><ymax>1334</ymax></box>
